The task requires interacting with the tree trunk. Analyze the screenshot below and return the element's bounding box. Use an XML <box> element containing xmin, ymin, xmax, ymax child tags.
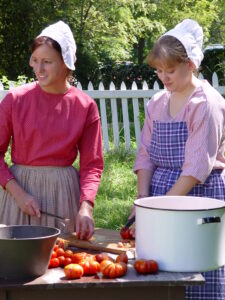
<box><xmin>138</xmin><ymin>38</ymin><xmax>145</xmax><ymax>65</ymax></box>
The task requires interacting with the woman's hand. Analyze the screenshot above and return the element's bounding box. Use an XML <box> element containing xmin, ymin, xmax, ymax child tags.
<box><xmin>126</xmin><ymin>204</ymin><xmax>136</xmax><ymax>238</ymax></box>
<box><xmin>76</xmin><ymin>200</ymin><xmax>94</xmax><ymax>240</ymax></box>
<box><xmin>15</xmin><ymin>193</ymin><xmax>41</xmax><ymax>217</ymax></box>
<box><xmin>5</xmin><ymin>179</ymin><xmax>40</xmax><ymax>217</ymax></box>
<box><xmin>128</xmin><ymin>194</ymin><xmax>148</xmax><ymax>238</ymax></box>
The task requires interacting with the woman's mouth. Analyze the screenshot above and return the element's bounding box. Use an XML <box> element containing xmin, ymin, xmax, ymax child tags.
<box><xmin>164</xmin><ymin>82</ymin><xmax>172</xmax><ymax>89</ymax></box>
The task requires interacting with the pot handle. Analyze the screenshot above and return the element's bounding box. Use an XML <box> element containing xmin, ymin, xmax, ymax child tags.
<box><xmin>197</xmin><ymin>216</ymin><xmax>221</xmax><ymax>225</ymax></box>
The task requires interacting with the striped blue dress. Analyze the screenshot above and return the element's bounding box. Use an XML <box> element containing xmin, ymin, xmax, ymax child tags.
<box><xmin>149</xmin><ymin>120</ymin><xmax>225</xmax><ymax>300</ymax></box>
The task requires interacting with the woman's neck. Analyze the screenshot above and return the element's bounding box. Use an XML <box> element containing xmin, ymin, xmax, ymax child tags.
<box><xmin>169</xmin><ymin>75</ymin><xmax>201</xmax><ymax>118</ymax></box>
<box><xmin>172</xmin><ymin>75</ymin><xmax>201</xmax><ymax>100</ymax></box>
<box><xmin>39</xmin><ymin>80</ymin><xmax>71</xmax><ymax>94</ymax></box>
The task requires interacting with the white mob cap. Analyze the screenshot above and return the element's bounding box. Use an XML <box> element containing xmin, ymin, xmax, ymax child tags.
<box><xmin>38</xmin><ymin>20</ymin><xmax>77</xmax><ymax>70</ymax></box>
<box><xmin>163</xmin><ymin>19</ymin><xmax>204</xmax><ymax>68</ymax></box>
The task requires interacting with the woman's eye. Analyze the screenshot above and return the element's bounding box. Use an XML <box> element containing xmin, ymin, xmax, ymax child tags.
<box><xmin>44</xmin><ymin>60</ymin><xmax>51</xmax><ymax>64</ymax></box>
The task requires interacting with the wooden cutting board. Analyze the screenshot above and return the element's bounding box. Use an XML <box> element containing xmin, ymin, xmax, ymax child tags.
<box><xmin>59</xmin><ymin>228</ymin><xmax>136</xmax><ymax>258</ymax></box>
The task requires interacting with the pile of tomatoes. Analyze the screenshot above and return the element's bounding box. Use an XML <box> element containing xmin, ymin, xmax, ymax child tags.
<box><xmin>48</xmin><ymin>244</ymin><xmax>74</xmax><ymax>268</ymax></box>
<box><xmin>48</xmin><ymin>242</ymin><xmax>158</xmax><ymax>280</ymax></box>
<box><xmin>48</xmin><ymin>242</ymin><xmax>129</xmax><ymax>279</ymax></box>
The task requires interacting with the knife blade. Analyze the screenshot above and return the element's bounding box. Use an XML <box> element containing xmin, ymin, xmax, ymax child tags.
<box><xmin>40</xmin><ymin>210</ymin><xmax>70</xmax><ymax>222</ymax></box>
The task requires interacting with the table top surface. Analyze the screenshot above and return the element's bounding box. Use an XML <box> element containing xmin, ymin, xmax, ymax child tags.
<box><xmin>0</xmin><ymin>262</ymin><xmax>205</xmax><ymax>290</ymax></box>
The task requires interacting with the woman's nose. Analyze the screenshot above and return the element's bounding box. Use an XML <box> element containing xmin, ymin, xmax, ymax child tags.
<box><xmin>160</xmin><ymin>72</ymin><xmax>169</xmax><ymax>83</ymax></box>
<box><xmin>36</xmin><ymin>62</ymin><xmax>44</xmax><ymax>73</ymax></box>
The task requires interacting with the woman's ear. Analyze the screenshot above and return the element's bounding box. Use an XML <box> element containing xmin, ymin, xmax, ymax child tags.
<box><xmin>29</xmin><ymin>56</ymin><xmax>34</xmax><ymax>67</ymax></box>
<box><xmin>188</xmin><ymin>60</ymin><xmax>195</xmax><ymax>71</ymax></box>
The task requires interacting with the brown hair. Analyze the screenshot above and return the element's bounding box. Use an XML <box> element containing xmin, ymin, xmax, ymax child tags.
<box><xmin>147</xmin><ymin>36</ymin><xmax>189</xmax><ymax>69</ymax></box>
<box><xmin>31</xmin><ymin>36</ymin><xmax>62</xmax><ymax>56</ymax></box>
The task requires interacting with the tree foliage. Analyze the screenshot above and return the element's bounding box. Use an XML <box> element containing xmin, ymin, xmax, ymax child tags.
<box><xmin>0</xmin><ymin>0</ymin><xmax>224</xmax><ymax>86</ymax></box>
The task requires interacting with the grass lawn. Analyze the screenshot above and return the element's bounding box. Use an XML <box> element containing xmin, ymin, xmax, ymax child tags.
<box><xmin>93</xmin><ymin>148</ymin><xmax>137</xmax><ymax>230</ymax></box>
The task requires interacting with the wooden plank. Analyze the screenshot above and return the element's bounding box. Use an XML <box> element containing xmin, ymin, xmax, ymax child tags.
<box><xmin>111</xmin><ymin>98</ymin><xmax>119</xmax><ymax>148</ymax></box>
<box><xmin>5</xmin><ymin>286</ymin><xmax>186</xmax><ymax>300</ymax></box>
<box><xmin>99</xmin><ymin>98</ymin><xmax>109</xmax><ymax>151</ymax></box>
<box><xmin>132</xmin><ymin>97</ymin><xmax>141</xmax><ymax>149</ymax></box>
<box><xmin>84</xmin><ymin>89</ymin><xmax>158</xmax><ymax>99</ymax></box>
<box><xmin>0</xmin><ymin>290</ymin><xmax>6</xmax><ymax>300</ymax></box>
<box><xmin>59</xmin><ymin>228</ymin><xmax>135</xmax><ymax>258</ymax></box>
<box><xmin>144</xmin><ymin>98</ymin><xmax>149</xmax><ymax>117</ymax></box>
<box><xmin>122</xmin><ymin>98</ymin><xmax>131</xmax><ymax>149</ymax></box>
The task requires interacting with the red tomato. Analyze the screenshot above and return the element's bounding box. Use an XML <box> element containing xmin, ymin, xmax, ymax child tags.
<box><xmin>79</xmin><ymin>260</ymin><xmax>100</xmax><ymax>275</ymax></box>
<box><xmin>72</xmin><ymin>252</ymin><xmax>88</xmax><ymax>264</ymax></box>
<box><xmin>72</xmin><ymin>252</ymin><xmax>96</xmax><ymax>264</ymax></box>
<box><xmin>116</xmin><ymin>252</ymin><xmax>128</xmax><ymax>264</ymax></box>
<box><xmin>134</xmin><ymin>259</ymin><xmax>148</xmax><ymax>274</ymax></box>
<box><xmin>146</xmin><ymin>260</ymin><xmax>158</xmax><ymax>274</ymax></box>
<box><xmin>49</xmin><ymin>258</ymin><xmax>60</xmax><ymax>268</ymax></box>
<box><xmin>100</xmin><ymin>260</ymin><xmax>127</xmax><ymax>278</ymax></box>
<box><xmin>58</xmin><ymin>255</ymin><xmax>66</xmax><ymax>267</ymax></box>
<box><xmin>134</xmin><ymin>259</ymin><xmax>158</xmax><ymax>274</ymax></box>
<box><xmin>120</xmin><ymin>227</ymin><xmax>133</xmax><ymax>240</ymax></box>
<box><xmin>95</xmin><ymin>253</ymin><xmax>114</xmax><ymax>263</ymax></box>
<box><xmin>64</xmin><ymin>264</ymin><xmax>84</xmax><ymax>279</ymax></box>
<box><xmin>56</xmin><ymin>248</ymin><xmax>65</xmax><ymax>257</ymax></box>
<box><xmin>64</xmin><ymin>250</ymin><xmax>73</xmax><ymax>258</ymax></box>
<box><xmin>100</xmin><ymin>260</ymin><xmax>113</xmax><ymax>274</ymax></box>
<box><xmin>64</xmin><ymin>257</ymin><xmax>72</xmax><ymax>266</ymax></box>
<box><xmin>53</xmin><ymin>244</ymin><xmax>59</xmax><ymax>251</ymax></box>
<box><xmin>51</xmin><ymin>251</ymin><xmax>57</xmax><ymax>259</ymax></box>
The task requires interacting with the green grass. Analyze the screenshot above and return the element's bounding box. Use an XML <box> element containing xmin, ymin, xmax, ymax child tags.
<box><xmin>3</xmin><ymin>144</ymin><xmax>137</xmax><ymax>230</ymax></box>
<box><xmin>93</xmin><ymin>147</ymin><xmax>137</xmax><ymax>230</ymax></box>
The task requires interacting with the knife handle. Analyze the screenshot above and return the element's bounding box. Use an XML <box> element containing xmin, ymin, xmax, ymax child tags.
<box><xmin>124</xmin><ymin>216</ymin><xmax>135</xmax><ymax>230</ymax></box>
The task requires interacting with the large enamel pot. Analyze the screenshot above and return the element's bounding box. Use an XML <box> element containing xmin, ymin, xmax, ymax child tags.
<box><xmin>134</xmin><ymin>196</ymin><xmax>225</xmax><ymax>272</ymax></box>
<box><xmin>0</xmin><ymin>225</ymin><xmax>60</xmax><ymax>280</ymax></box>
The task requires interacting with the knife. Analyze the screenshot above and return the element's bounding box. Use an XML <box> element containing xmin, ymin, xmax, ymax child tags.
<box><xmin>123</xmin><ymin>215</ymin><xmax>135</xmax><ymax>231</ymax></box>
<box><xmin>40</xmin><ymin>210</ymin><xmax>70</xmax><ymax>222</ymax></box>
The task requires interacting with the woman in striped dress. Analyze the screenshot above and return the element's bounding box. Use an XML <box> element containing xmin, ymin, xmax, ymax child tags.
<box><xmin>133</xmin><ymin>19</ymin><xmax>225</xmax><ymax>300</ymax></box>
<box><xmin>0</xmin><ymin>21</ymin><xmax>103</xmax><ymax>240</ymax></box>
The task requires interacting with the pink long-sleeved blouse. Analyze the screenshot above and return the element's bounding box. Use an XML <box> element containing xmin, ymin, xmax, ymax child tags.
<box><xmin>0</xmin><ymin>82</ymin><xmax>103</xmax><ymax>204</ymax></box>
<box><xmin>134</xmin><ymin>81</ymin><xmax>225</xmax><ymax>183</ymax></box>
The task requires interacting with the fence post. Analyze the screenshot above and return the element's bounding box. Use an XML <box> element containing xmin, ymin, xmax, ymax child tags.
<box><xmin>110</xmin><ymin>82</ymin><xmax>119</xmax><ymax>148</ymax></box>
<box><xmin>212</xmin><ymin>72</ymin><xmax>219</xmax><ymax>88</ymax></box>
<box><xmin>121</xmin><ymin>81</ymin><xmax>131</xmax><ymax>150</ymax></box>
<box><xmin>99</xmin><ymin>82</ymin><xmax>109</xmax><ymax>151</ymax></box>
<box><xmin>143</xmin><ymin>81</ymin><xmax>149</xmax><ymax>116</ymax></box>
<box><xmin>132</xmin><ymin>81</ymin><xmax>141</xmax><ymax>149</ymax></box>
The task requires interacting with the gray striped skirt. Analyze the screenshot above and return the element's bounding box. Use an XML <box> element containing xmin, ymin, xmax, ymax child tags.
<box><xmin>0</xmin><ymin>164</ymin><xmax>80</xmax><ymax>233</ymax></box>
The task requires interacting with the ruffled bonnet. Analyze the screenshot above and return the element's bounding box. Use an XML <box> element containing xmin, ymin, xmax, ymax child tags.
<box><xmin>37</xmin><ymin>21</ymin><xmax>77</xmax><ymax>71</ymax></box>
<box><xmin>163</xmin><ymin>19</ymin><xmax>204</xmax><ymax>68</ymax></box>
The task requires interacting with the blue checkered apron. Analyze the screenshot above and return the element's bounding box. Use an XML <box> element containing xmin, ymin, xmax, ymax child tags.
<box><xmin>149</xmin><ymin>120</ymin><xmax>225</xmax><ymax>300</ymax></box>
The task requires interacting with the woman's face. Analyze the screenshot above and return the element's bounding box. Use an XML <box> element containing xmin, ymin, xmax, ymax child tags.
<box><xmin>30</xmin><ymin>44</ymin><xmax>68</xmax><ymax>93</ymax></box>
<box><xmin>156</xmin><ymin>62</ymin><xmax>192</xmax><ymax>93</ymax></box>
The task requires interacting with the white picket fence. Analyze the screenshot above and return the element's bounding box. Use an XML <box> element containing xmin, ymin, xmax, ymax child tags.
<box><xmin>0</xmin><ymin>72</ymin><xmax>225</xmax><ymax>152</ymax></box>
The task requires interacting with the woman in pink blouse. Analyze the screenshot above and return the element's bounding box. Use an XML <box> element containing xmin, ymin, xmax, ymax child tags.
<box><xmin>132</xmin><ymin>19</ymin><xmax>225</xmax><ymax>300</ymax></box>
<box><xmin>0</xmin><ymin>21</ymin><xmax>103</xmax><ymax>240</ymax></box>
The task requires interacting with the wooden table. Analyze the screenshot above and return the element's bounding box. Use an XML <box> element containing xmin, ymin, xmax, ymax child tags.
<box><xmin>0</xmin><ymin>262</ymin><xmax>205</xmax><ymax>300</ymax></box>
